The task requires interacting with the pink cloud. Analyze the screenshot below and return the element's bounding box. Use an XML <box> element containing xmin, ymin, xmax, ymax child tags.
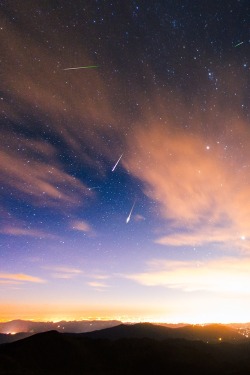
<box><xmin>124</xmin><ymin>120</ymin><xmax>250</xmax><ymax>250</ymax></box>
<box><xmin>125</xmin><ymin>257</ymin><xmax>250</xmax><ymax>294</ymax></box>
<box><xmin>0</xmin><ymin>273</ymin><xmax>46</xmax><ymax>283</ymax></box>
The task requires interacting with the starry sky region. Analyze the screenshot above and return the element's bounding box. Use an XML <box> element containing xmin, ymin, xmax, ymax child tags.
<box><xmin>0</xmin><ymin>0</ymin><xmax>250</xmax><ymax>323</ymax></box>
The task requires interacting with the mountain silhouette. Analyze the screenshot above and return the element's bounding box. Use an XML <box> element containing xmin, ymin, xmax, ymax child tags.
<box><xmin>0</xmin><ymin>324</ymin><xmax>250</xmax><ymax>374</ymax></box>
<box><xmin>82</xmin><ymin>322</ymin><xmax>244</xmax><ymax>342</ymax></box>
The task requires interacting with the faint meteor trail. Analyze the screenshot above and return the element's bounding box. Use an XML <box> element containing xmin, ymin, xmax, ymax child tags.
<box><xmin>112</xmin><ymin>154</ymin><xmax>123</xmax><ymax>172</ymax></box>
<box><xmin>126</xmin><ymin>200</ymin><xmax>136</xmax><ymax>224</ymax></box>
<box><xmin>87</xmin><ymin>186</ymin><xmax>101</xmax><ymax>191</ymax></box>
<box><xmin>63</xmin><ymin>65</ymin><xmax>99</xmax><ymax>70</ymax></box>
<box><xmin>234</xmin><ymin>41</ymin><xmax>243</xmax><ymax>47</ymax></box>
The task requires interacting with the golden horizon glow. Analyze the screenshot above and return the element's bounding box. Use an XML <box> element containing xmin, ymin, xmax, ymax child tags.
<box><xmin>1</xmin><ymin>305</ymin><xmax>250</xmax><ymax>325</ymax></box>
<box><xmin>1</xmin><ymin>315</ymin><xmax>250</xmax><ymax>325</ymax></box>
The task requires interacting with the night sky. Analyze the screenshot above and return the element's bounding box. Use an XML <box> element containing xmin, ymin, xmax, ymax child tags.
<box><xmin>1</xmin><ymin>0</ymin><xmax>249</xmax><ymax>323</ymax></box>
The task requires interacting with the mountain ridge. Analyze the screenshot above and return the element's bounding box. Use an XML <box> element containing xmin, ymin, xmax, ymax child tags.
<box><xmin>81</xmin><ymin>322</ymin><xmax>245</xmax><ymax>342</ymax></box>
<box><xmin>0</xmin><ymin>327</ymin><xmax>250</xmax><ymax>375</ymax></box>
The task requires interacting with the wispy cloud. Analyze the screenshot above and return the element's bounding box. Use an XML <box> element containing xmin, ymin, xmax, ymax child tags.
<box><xmin>71</xmin><ymin>220</ymin><xmax>92</xmax><ymax>233</ymax></box>
<box><xmin>125</xmin><ymin>257</ymin><xmax>250</xmax><ymax>294</ymax></box>
<box><xmin>0</xmin><ymin>273</ymin><xmax>46</xmax><ymax>283</ymax></box>
<box><xmin>43</xmin><ymin>266</ymin><xmax>83</xmax><ymax>279</ymax></box>
<box><xmin>0</xmin><ymin>208</ymin><xmax>56</xmax><ymax>238</ymax></box>
<box><xmin>134</xmin><ymin>214</ymin><xmax>145</xmax><ymax>222</ymax></box>
<box><xmin>90</xmin><ymin>274</ymin><xmax>110</xmax><ymax>280</ymax></box>
<box><xmin>156</xmin><ymin>229</ymin><xmax>249</xmax><ymax>250</ymax></box>
<box><xmin>125</xmin><ymin>119</ymin><xmax>250</xmax><ymax>251</ymax></box>
<box><xmin>0</xmin><ymin>141</ymin><xmax>88</xmax><ymax>209</ymax></box>
<box><xmin>88</xmin><ymin>281</ymin><xmax>109</xmax><ymax>288</ymax></box>
<box><xmin>0</xmin><ymin>225</ymin><xmax>53</xmax><ymax>238</ymax></box>
<box><xmin>87</xmin><ymin>281</ymin><xmax>109</xmax><ymax>291</ymax></box>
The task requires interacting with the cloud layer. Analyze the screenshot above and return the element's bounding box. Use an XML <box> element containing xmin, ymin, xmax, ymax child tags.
<box><xmin>0</xmin><ymin>273</ymin><xmax>45</xmax><ymax>284</ymax></box>
<box><xmin>124</xmin><ymin>118</ymin><xmax>250</xmax><ymax>250</ymax></box>
<box><xmin>125</xmin><ymin>257</ymin><xmax>250</xmax><ymax>294</ymax></box>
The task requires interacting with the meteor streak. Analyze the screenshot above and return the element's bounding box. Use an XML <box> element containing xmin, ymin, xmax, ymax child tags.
<box><xmin>63</xmin><ymin>65</ymin><xmax>99</xmax><ymax>70</ymax></box>
<box><xmin>234</xmin><ymin>41</ymin><xmax>243</xmax><ymax>47</ymax></box>
<box><xmin>112</xmin><ymin>154</ymin><xmax>123</xmax><ymax>172</ymax></box>
<box><xmin>126</xmin><ymin>200</ymin><xmax>136</xmax><ymax>224</ymax></box>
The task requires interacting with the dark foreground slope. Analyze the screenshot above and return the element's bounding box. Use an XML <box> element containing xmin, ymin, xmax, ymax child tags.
<box><xmin>0</xmin><ymin>333</ymin><xmax>33</xmax><ymax>345</ymax></box>
<box><xmin>1</xmin><ymin>328</ymin><xmax>250</xmax><ymax>375</ymax></box>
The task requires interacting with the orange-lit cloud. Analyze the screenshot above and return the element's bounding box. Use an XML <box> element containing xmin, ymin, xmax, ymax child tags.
<box><xmin>0</xmin><ymin>142</ymin><xmax>88</xmax><ymax>209</ymax></box>
<box><xmin>134</xmin><ymin>214</ymin><xmax>145</xmax><ymax>222</ymax></box>
<box><xmin>125</xmin><ymin>257</ymin><xmax>250</xmax><ymax>294</ymax></box>
<box><xmin>1</xmin><ymin>4</ymin><xmax>249</xmax><ymax>259</ymax></box>
<box><xmin>87</xmin><ymin>281</ymin><xmax>109</xmax><ymax>292</ymax></box>
<box><xmin>43</xmin><ymin>266</ymin><xmax>83</xmax><ymax>279</ymax></box>
<box><xmin>156</xmin><ymin>229</ymin><xmax>250</xmax><ymax>250</ymax></box>
<box><xmin>3</xmin><ymin>3</ymin><xmax>249</xmax><ymax>246</ymax></box>
<box><xmin>90</xmin><ymin>274</ymin><xmax>110</xmax><ymax>280</ymax></box>
<box><xmin>0</xmin><ymin>273</ymin><xmax>45</xmax><ymax>283</ymax></box>
<box><xmin>72</xmin><ymin>220</ymin><xmax>92</xmax><ymax>233</ymax></box>
<box><xmin>88</xmin><ymin>281</ymin><xmax>109</xmax><ymax>288</ymax></box>
<box><xmin>0</xmin><ymin>225</ymin><xmax>53</xmax><ymax>238</ymax></box>
<box><xmin>0</xmin><ymin>206</ymin><xmax>55</xmax><ymax>238</ymax></box>
<box><xmin>124</xmin><ymin>120</ymin><xmax>250</xmax><ymax>250</ymax></box>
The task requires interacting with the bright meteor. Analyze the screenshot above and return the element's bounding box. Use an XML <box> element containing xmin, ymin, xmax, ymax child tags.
<box><xmin>112</xmin><ymin>154</ymin><xmax>123</xmax><ymax>172</ymax></box>
<box><xmin>63</xmin><ymin>65</ymin><xmax>99</xmax><ymax>70</ymax></box>
<box><xmin>126</xmin><ymin>200</ymin><xmax>136</xmax><ymax>224</ymax></box>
